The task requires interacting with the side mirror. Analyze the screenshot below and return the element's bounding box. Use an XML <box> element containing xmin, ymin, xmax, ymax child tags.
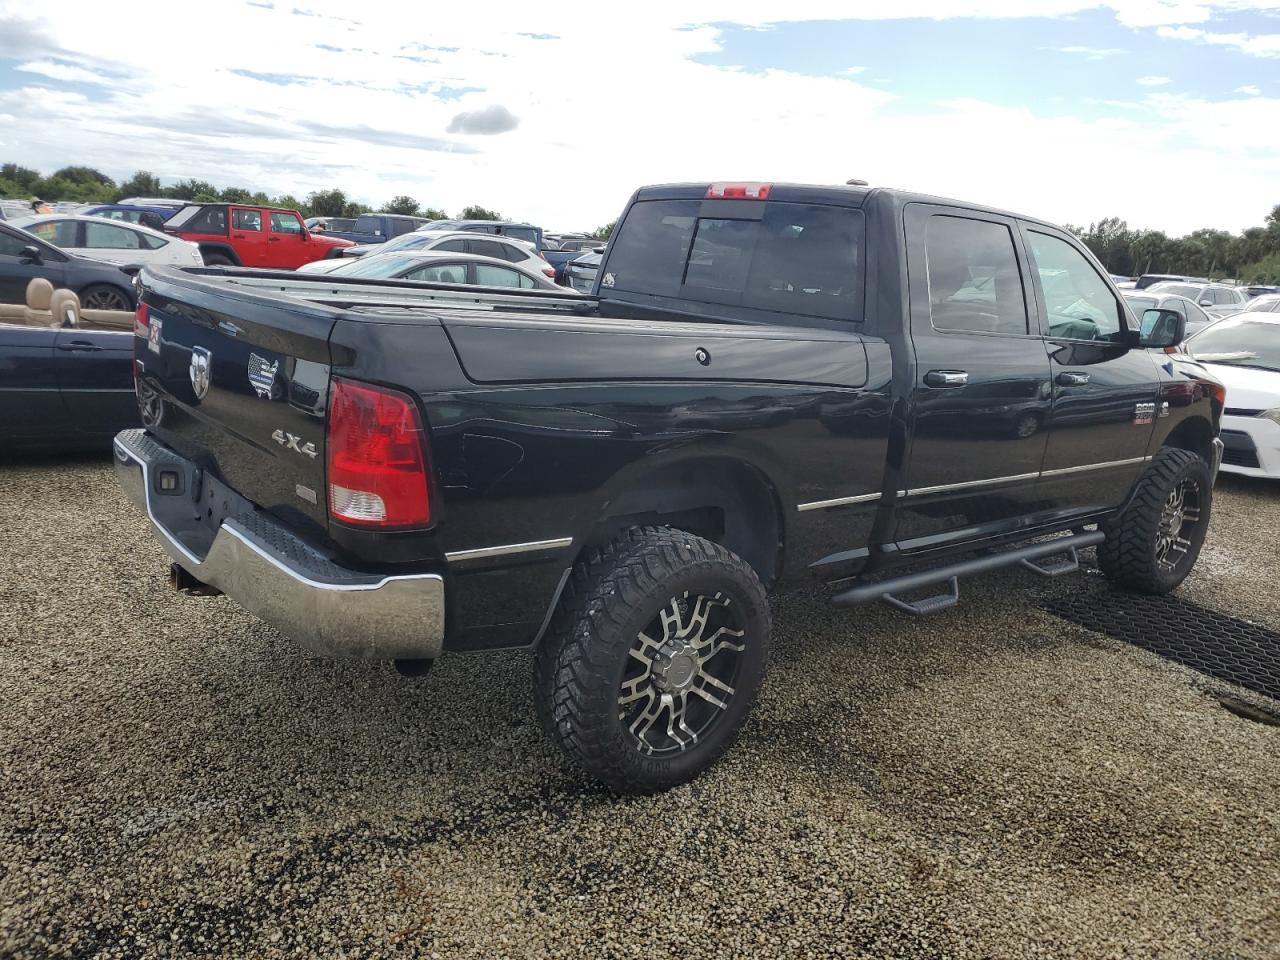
<box><xmin>19</xmin><ymin>244</ymin><xmax>41</xmax><ymax>264</ymax></box>
<box><xmin>1199</xmin><ymin>298</ymin><xmax>1213</xmax><ymax>307</ymax></box>
<box><xmin>1139</xmin><ymin>308</ymin><xmax>1186</xmax><ymax>350</ymax></box>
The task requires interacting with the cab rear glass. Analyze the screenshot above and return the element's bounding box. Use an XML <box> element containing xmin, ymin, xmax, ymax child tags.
<box><xmin>603</xmin><ymin>199</ymin><xmax>864</xmax><ymax>321</ymax></box>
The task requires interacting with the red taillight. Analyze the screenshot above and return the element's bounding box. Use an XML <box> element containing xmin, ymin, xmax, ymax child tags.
<box><xmin>327</xmin><ymin>377</ymin><xmax>431</xmax><ymax>528</ymax></box>
<box><xmin>135</xmin><ymin>302</ymin><xmax>149</xmax><ymax>330</ymax></box>
<box><xmin>706</xmin><ymin>182</ymin><xmax>772</xmax><ymax>200</ymax></box>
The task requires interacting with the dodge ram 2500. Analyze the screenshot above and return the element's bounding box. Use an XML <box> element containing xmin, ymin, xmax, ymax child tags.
<box><xmin>115</xmin><ymin>180</ymin><xmax>1224</xmax><ymax>793</ymax></box>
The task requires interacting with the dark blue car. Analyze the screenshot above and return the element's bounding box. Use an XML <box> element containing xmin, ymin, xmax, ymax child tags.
<box><xmin>82</xmin><ymin>204</ymin><xmax>176</xmax><ymax>231</ymax></box>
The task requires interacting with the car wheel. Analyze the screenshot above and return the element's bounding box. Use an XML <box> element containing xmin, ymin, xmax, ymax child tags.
<box><xmin>534</xmin><ymin>526</ymin><xmax>770</xmax><ymax>794</ymax></box>
<box><xmin>1097</xmin><ymin>447</ymin><xmax>1212</xmax><ymax>594</ymax></box>
<box><xmin>202</xmin><ymin>253</ymin><xmax>233</xmax><ymax>267</ymax></box>
<box><xmin>80</xmin><ymin>285</ymin><xmax>131</xmax><ymax>311</ymax></box>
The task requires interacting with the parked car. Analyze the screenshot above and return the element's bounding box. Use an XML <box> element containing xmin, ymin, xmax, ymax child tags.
<box><xmin>304</xmin><ymin>216</ymin><xmax>357</xmax><ymax>234</ymax></box>
<box><xmin>0</xmin><ymin>307</ymin><xmax>137</xmax><ymax>453</ymax></box>
<box><xmin>0</xmin><ymin>221</ymin><xmax>138</xmax><ymax>310</ymax></box>
<box><xmin>1134</xmin><ymin>273</ymin><xmax>1207</xmax><ymax>290</ymax></box>
<box><xmin>11</xmin><ymin>215</ymin><xmax>204</xmax><ymax>269</ymax></box>
<box><xmin>1183</xmin><ymin>313</ymin><xmax>1280</xmax><ymax>478</ymax></box>
<box><xmin>1243</xmin><ymin>285</ymin><xmax>1280</xmax><ymax>299</ymax></box>
<box><xmin>543</xmin><ymin>238</ymin><xmax>605</xmax><ymax>284</ymax></box>
<box><xmin>162</xmin><ymin>204</ymin><xmax>353</xmax><ymax>268</ymax></box>
<box><xmin>312</xmin><ymin>251</ymin><xmax>566</xmax><ymax>290</ymax></box>
<box><xmin>81</xmin><ymin>204</ymin><xmax>175</xmax><ymax>230</ymax></box>
<box><xmin>1123</xmin><ymin>290</ymin><xmax>1217</xmax><ymax>336</ymax></box>
<box><xmin>563</xmin><ymin>249</ymin><xmax>602</xmax><ymax>293</ymax></box>
<box><xmin>117</xmin><ymin>197</ymin><xmax>188</xmax><ymax>211</ymax></box>
<box><xmin>1147</xmin><ymin>281</ymin><xmax>1249</xmax><ymax>319</ymax></box>
<box><xmin>417</xmin><ymin>219</ymin><xmax>545</xmax><ymax>251</ymax></box>
<box><xmin>1242</xmin><ymin>294</ymin><xmax>1280</xmax><ymax>314</ymax></box>
<box><xmin>118</xmin><ymin>179</ymin><xmax>1221</xmax><ymax>794</ymax></box>
<box><xmin>298</xmin><ymin>231</ymin><xmax>553</xmax><ymax>279</ymax></box>
<box><xmin>322</xmin><ymin>213</ymin><xmax>432</xmax><ymax>245</ymax></box>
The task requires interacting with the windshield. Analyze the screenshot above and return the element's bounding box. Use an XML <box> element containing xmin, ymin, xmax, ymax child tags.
<box><xmin>1125</xmin><ymin>296</ymin><xmax>1158</xmax><ymax>314</ymax></box>
<box><xmin>374</xmin><ymin>232</ymin><xmax>435</xmax><ymax>254</ymax></box>
<box><xmin>604</xmin><ymin>199</ymin><xmax>864</xmax><ymax>320</ymax></box>
<box><xmin>1187</xmin><ymin>319</ymin><xmax>1280</xmax><ymax>372</ymax></box>
<box><xmin>1157</xmin><ymin>283</ymin><xmax>1202</xmax><ymax>299</ymax></box>
<box><xmin>332</xmin><ymin>255</ymin><xmax>417</xmax><ymax>279</ymax></box>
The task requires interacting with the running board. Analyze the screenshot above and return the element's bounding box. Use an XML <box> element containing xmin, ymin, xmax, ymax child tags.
<box><xmin>832</xmin><ymin>531</ymin><xmax>1105</xmax><ymax>614</ymax></box>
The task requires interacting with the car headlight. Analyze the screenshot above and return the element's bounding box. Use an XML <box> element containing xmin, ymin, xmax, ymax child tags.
<box><xmin>1262</xmin><ymin>408</ymin><xmax>1280</xmax><ymax>425</ymax></box>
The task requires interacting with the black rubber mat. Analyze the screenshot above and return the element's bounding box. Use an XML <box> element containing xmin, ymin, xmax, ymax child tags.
<box><xmin>1043</xmin><ymin>590</ymin><xmax>1280</xmax><ymax>705</ymax></box>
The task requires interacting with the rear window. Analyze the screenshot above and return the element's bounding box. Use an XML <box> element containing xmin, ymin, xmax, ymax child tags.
<box><xmin>502</xmin><ymin>226</ymin><xmax>539</xmax><ymax>246</ymax></box>
<box><xmin>603</xmin><ymin>199</ymin><xmax>863</xmax><ymax>320</ymax></box>
<box><xmin>167</xmin><ymin>206</ymin><xmax>227</xmax><ymax>235</ymax></box>
<box><xmin>353</xmin><ymin>215</ymin><xmax>386</xmax><ymax>236</ymax></box>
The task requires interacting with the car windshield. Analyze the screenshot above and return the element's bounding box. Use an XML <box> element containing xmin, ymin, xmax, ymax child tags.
<box><xmin>163</xmin><ymin>205</ymin><xmax>206</xmax><ymax>230</ymax></box>
<box><xmin>1125</xmin><ymin>296</ymin><xmax>1158</xmax><ymax>313</ymax></box>
<box><xmin>332</xmin><ymin>255</ymin><xmax>420</xmax><ymax>279</ymax></box>
<box><xmin>376</xmin><ymin>233</ymin><xmax>434</xmax><ymax>254</ymax></box>
<box><xmin>1158</xmin><ymin>284</ymin><xmax>1202</xmax><ymax>299</ymax></box>
<box><xmin>1187</xmin><ymin>319</ymin><xmax>1280</xmax><ymax>372</ymax></box>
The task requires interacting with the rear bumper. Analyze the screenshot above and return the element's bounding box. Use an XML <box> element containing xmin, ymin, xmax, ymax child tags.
<box><xmin>113</xmin><ymin>429</ymin><xmax>445</xmax><ymax>660</ymax></box>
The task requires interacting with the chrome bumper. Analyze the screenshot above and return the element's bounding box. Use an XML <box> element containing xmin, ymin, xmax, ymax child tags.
<box><xmin>113</xmin><ymin>429</ymin><xmax>445</xmax><ymax>660</ymax></box>
<box><xmin>1211</xmin><ymin>436</ymin><xmax>1225</xmax><ymax>483</ymax></box>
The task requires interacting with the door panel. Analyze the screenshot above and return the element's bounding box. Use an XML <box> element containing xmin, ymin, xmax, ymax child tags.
<box><xmin>1022</xmin><ymin>226</ymin><xmax>1159</xmax><ymax>513</ymax></box>
<box><xmin>53</xmin><ymin>329</ymin><xmax>138</xmax><ymax>435</ymax></box>
<box><xmin>897</xmin><ymin>204</ymin><xmax>1052</xmax><ymax>549</ymax></box>
<box><xmin>0</xmin><ymin>323</ymin><xmax>71</xmax><ymax>443</ymax></box>
<box><xmin>268</xmin><ymin>212</ymin><xmax>309</xmax><ymax>268</ymax></box>
<box><xmin>229</xmin><ymin>207</ymin><xmax>267</xmax><ymax>266</ymax></box>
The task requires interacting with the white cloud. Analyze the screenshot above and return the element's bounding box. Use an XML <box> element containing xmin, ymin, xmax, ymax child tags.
<box><xmin>14</xmin><ymin>60</ymin><xmax>113</xmax><ymax>84</ymax></box>
<box><xmin>1058</xmin><ymin>45</ymin><xmax>1127</xmax><ymax>59</ymax></box>
<box><xmin>1137</xmin><ymin>75</ymin><xmax>1173</xmax><ymax>85</ymax></box>
<box><xmin>1156</xmin><ymin>24</ymin><xmax>1280</xmax><ymax>56</ymax></box>
<box><xmin>0</xmin><ymin>0</ymin><xmax>1278</xmax><ymax>235</ymax></box>
<box><xmin>842</xmin><ymin>66</ymin><xmax>868</xmax><ymax>75</ymax></box>
<box><xmin>1234</xmin><ymin>84</ymin><xmax>1263</xmax><ymax>94</ymax></box>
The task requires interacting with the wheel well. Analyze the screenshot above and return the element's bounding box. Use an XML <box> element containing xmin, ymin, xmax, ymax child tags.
<box><xmin>198</xmin><ymin>244</ymin><xmax>240</xmax><ymax>265</ymax></box>
<box><xmin>588</xmin><ymin>458</ymin><xmax>783</xmax><ymax>588</ymax></box>
<box><xmin>1161</xmin><ymin>415</ymin><xmax>1215</xmax><ymax>465</ymax></box>
<box><xmin>77</xmin><ymin>282</ymin><xmax>135</xmax><ymax>308</ymax></box>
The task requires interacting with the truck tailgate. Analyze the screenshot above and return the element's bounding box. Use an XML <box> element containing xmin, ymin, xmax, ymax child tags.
<box><xmin>139</xmin><ymin>269</ymin><xmax>335</xmax><ymax>529</ymax></box>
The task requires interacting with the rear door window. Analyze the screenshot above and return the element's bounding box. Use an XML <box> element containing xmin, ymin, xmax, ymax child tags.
<box><xmin>232</xmin><ymin>209</ymin><xmax>262</xmax><ymax>232</ymax></box>
<box><xmin>604</xmin><ymin>199</ymin><xmax>863</xmax><ymax>320</ymax></box>
<box><xmin>924</xmin><ymin>216</ymin><xmax>1029</xmax><ymax>335</ymax></box>
<box><xmin>470</xmin><ymin>238</ymin><xmax>513</xmax><ymax>261</ymax></box>
<box><xmin>84</xmin><ymin>222</ymin><xmax>144</xmax><ymax>249</ymax></box>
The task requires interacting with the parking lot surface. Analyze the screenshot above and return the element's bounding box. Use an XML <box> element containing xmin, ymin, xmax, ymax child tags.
<box><xmin>1</xmin><ymin>456</ymin><xmax>1278</xmax><ymax>959</ymax></box>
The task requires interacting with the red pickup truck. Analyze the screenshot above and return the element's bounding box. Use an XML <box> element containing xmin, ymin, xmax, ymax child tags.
<box><xmin>163</xmin><ymin>204</ymin><xmax>354</xmax><ymax>269</ymax></box>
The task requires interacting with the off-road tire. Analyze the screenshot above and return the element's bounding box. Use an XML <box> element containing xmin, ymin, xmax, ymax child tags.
<box><xmin>201</xmin><ymin>252</ymin><xmax>233</xmax><ymax>267</ymax></box>
<box><xmin>534</xmin><ymin>526</ymin><xmax>770</xmax><ymax>794</ymax></box>
<box><xmin>1098</xmin><ymin>447</ymin><xmax>1212</xmax><ymax>594</ymax></box>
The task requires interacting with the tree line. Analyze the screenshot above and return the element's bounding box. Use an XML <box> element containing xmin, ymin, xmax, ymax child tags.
<box><xmin>0</xmin><ymin>163</ymin><xmax>618</xmax><ymax>233</ymax></box>
<box><xmin>1066</xmin><ymin>206</ymin><xmax>1280</xmax><ymax>285</ymax></box>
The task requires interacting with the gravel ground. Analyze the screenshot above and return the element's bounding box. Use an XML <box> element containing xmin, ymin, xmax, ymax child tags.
<box><xmin>1</xmin><ymin>457</ymin><xmax>1278</xmax><ymax>959</ymax></box>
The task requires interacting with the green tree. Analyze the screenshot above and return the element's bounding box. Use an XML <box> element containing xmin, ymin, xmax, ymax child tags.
<box><xmin>590</xmin><ymin>220</ymin><xmax>617</xmax><ymax>241</ymax></box>
<box><xmin>422</xmin><ymin>207</ymin><xmax>448</xmax><ymax>220</ymax></box>
<box><xmin>381</xmin><ymin>195</ymin><xmax>421</xmax><ymax>216</ymax></box>
<box><xmin>0</xmin><ymin>163</ymin><xmax>41</xmax><ymax>193</ymax></box>
<box><xmin>116</xmin><ymin>170</ymin><xmax>163</xmax><ymax>199</ymax></box>
<box><xmin>307</xmin><ymin>188</ymin><xmax>350</xmax><ymax>218</ymax></box>
<box><xmin>458</xmin><ymin>204</ymin><xmax>501</xmax><ymax>220</ymax></box>
<box><xmin>167</xmin><ymin>178</ymin><xmax>220</xmax><ymax>201</ymax></box>
<box><xmin>52</xmin><ymin>166</ymin><xmax>113</xmax><ymax>187</ymax></box>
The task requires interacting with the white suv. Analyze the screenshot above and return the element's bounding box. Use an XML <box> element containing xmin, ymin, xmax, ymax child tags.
<box><xmin>1148</xmin><ymin>281</ymin><xmax>1248</xmax><ymax>319</ymax></box>
<box><xmin>298</xmin><ymin>231</ymin><xmax>552</xmax><ymax>279</ymax></box>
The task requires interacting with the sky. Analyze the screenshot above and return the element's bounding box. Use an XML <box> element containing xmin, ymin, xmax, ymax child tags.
<box><xmin>0</xmin><ymin>0</ymin><xmax>1277</xmax><ymax>235</ymax></box>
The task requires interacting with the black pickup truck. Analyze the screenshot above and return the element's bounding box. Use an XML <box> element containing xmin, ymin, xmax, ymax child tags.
<box><xmin>115</xmin><ymin>180</ymin><xmax>1224</xmax><ymax>793</ymax></box>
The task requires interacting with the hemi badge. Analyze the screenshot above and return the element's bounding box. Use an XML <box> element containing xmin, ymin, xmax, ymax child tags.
<box><xmin>295</xmin><ymin>484</ymin><xmax>318</xmax><ymax>504</ymax></box>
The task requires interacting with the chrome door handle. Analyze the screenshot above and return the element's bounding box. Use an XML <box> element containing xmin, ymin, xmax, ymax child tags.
<box><xmin>1056</xmin><ymin>372</ymin><xmax>1090</xmax><ymax>386</ymax></box>
<box><xmin>924</xmin><ymin>370</ymin><xmax>969</xmax><ymax>387</ymax></box>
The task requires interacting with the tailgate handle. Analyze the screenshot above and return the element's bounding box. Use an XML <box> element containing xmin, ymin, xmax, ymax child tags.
<box><xmin>57</xmin><ymin>340</ymin><xmax>103</xmax><ymax>353</ymax></box>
